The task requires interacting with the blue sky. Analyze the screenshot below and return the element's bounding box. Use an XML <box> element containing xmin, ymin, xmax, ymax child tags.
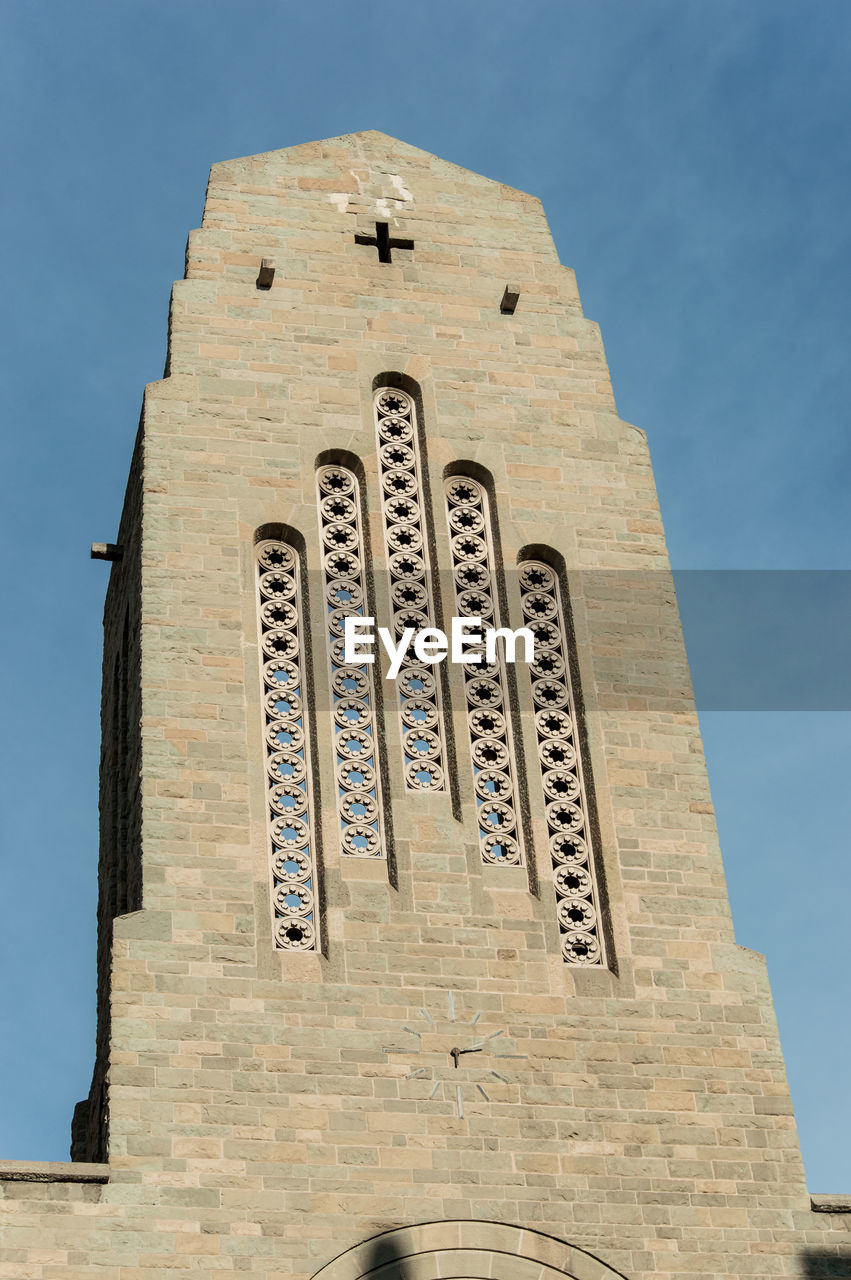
<box><xmin>0</xmin><ymin>1</ymin><xmax>849</xmax><ymax>1187</ymax></box>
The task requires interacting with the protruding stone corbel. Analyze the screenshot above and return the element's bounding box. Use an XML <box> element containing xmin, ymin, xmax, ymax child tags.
<box><xmin>500</xmin><ymin>286</ymin><xmax>520</xmax><ymax>315</ymax></box>
<box><xmin>90</xmin><ymin>543</ymin><xmax>123</xmax><ymax>562</ymax></box>
<box><xmin>256</xmin><ymin>258</ymin><xmax>276</xmax><ymax>289</ymax></box>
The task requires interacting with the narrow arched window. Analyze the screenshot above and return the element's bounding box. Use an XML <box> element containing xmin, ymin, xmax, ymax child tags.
<box><xmin>445</xmin><ymin>475</ymin><xmax>524</xmax><ymax>867</ymax></box>
<box><xmin>316</xmin><ymin>465</ymin><xmax>387</xmax><ymax>859</ymax></box>
<box><xmin>374</xmin><ymin>385</ymin><xmax>447</xmax><ymax>792</ymax></box>
<box><xmin>519</xmin><ymin>559</ymin><xmax>605</xmax><ymax>966</ymax></box>
<box><xmin>255</xmin><ymin>537</ymin><xmax>320</xmax><ymax>951</ymax></box>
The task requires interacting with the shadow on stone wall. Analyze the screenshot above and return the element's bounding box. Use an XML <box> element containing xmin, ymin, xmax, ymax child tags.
<box><xmin>801</xmin><ymin>1251</ymin><xmax>851</xmax><ymax>1278</ymax></box>
<box><xmin>360</xmin><ymin>1230</ymin><xmax>407</xmax><ymax>1280</ymax></box>
<box><xmin>322</xmin><ymin>1232</ymin><xmax>851</xmax><ymax>1280</ymax></box>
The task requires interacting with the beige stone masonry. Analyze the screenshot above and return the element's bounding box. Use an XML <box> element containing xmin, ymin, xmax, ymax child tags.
<box><xmin>1</xmin><ymin>132</ymin><xmax>847</xmax><ymax>1280</ymax></box>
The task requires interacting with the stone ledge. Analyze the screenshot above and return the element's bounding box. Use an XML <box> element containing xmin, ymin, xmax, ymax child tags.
<box><xmin>811</xmin><ymin>1195</ymin><xmax>851</xmax><ymax>1213</ymax></box>
<box><xmin>0</xmin><ymin>1161</ymin><xmax>109</xmax><ymax>1183</ymax></box>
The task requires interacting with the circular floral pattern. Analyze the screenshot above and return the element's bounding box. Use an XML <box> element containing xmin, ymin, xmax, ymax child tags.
<box><xmin>272</xmin><ymin>882</ymin><xmax>314</xmax><ymax>917</ymax></box>
<box><xmin>340</xmin><ymin>791</ymin><xmax>379</xmax><ymax>824</ymax></box>
<box><xmin>258</xmin><ymin>543</ymin><xmax>296</xmax><ymax>573</ymax></box>
<box><xmin>398</xmin><ymin>666</ymin><xmax>436</xmax><ymax>699</ymax></box>
<box><xmin>320</xmin><ymin>493</ymin><xmax>358</xmax><ymax>524</ymax></box>
<box><xmin>342</xmin><ymin>824</ymin><xmax>381</xmax><ymax>856</ymax></box>
<box><xmin>266</xmin><ymin>749</ymin><xmax>306</xmax><ymax>786</ymax></box>
<box><xmin>391</xmin><ymin>579</ymin><xmax>428</xmax><ymax>610</ymax></box>
<box><xmin>261</xmin><ymin>628</ymin><xmax>299</xmax><ymax>661</ymax></box>
<box><xmin>268</xmin><ymin>784</ymin><xmax>308</xmax><ymax>818</ymax></box>
<box><xmin>401</xmin><ymin>698</ymin><xmax>439</xmax><ymax>730</ymax></box>
<box><xmin>274</xmin><ymin>917</ymin><xmax>316</xmax><ymax>950</ymax></box>
<box><xmin>520</xmin><ymin>559</ymin><xmax>602</xmax><ymax>967</ymax></box>
<box><xmin>265</xmin><ymin>720</ymin><xmax>304</xmax><ymax>753</ymax></box>
<box><xmin>257</xmin><ymin>540</ymin><xmax>318</xmax><ymax>951</ymax></box>
<box><xmin>481</xmin><ymin>833</ymin><xmax>520</xmax><ymax>865</ymax></box>
<box><xmin>332</xmin><ymin>666</ymin><xmax>369</xmax><ymax>698</ymax></box>
<box><xmin>375</xmin><ymin>388</ymin><xmax>446</xmax><ymax>792</ymax></box>
<box><xmin>554</xmin><ymin>861</ymin><xmax>592</xmax><ymax>897</ymax></box>
<box><xmin>259</xmin><ymin>570</ymin><xmax>297</xmax><ymax>601</ymax></box>
<box><xmin>471</xmin><ymin>737</ymin><xmax>510</xmax><ymax>770</ymax></box>
<box><xmin>271</xmin><ymin>848</ymin><xmax>311</xmax><ymax>883</ymax></box>
<box><xmin>317</xmin><ymin>465</ymin><xmax>385</xmax><ymax>858</ymax></box>
<box><xmin>337</xmin><ymin>759</ymin><xmax>376</xmax><ymax>792</ymax></box>
<box><xmin>271</xmin><ymin>815</ymin><xmax>310</xmax><ymax>850</ymax></box>
<box><xmin>405</xmin><ymin>759</ymin><xmax>444</xmax><ymax>790</ymax></box>
<box><xmin>264</xmin><ymin>687</ymin><xmax>303</xmax><ymax>720</ymax></box>
<box><xmin>446</xmin><ymin>476</ymin><xmax>522</xmax><ymax>867</ymax></box>
<box><xmin>333</xmin><ymin>698</ymin><xmax>372</xmax><ymax>730</ymax></box>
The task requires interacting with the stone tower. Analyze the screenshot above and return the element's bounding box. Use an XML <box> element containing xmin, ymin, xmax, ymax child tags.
<box><xmin>1</xmin><ymin>132</ymin><xmax>848</xmax><ymax>1279</ymax></box>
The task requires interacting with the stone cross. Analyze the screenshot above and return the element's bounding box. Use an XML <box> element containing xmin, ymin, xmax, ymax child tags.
<box><xmin>354</xmin><ymin>220</ymin><xmax>414</xmax><ymax>263</ymax></box>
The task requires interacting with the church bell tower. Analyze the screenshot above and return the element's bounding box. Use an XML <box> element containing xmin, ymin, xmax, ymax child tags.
<box><xmin>3</xmin><ymin>131</ymin><xmax>848</xmax><ymax>1280</ymax></box>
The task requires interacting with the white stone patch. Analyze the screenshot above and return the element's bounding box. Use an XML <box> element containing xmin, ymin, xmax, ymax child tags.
<box><xmin>327</xmin><ymin>172</ymin><xmax>412</xmax><ymax>218</ymax></box>
<box><xmin>389</xmin><ymin>173</ymin><xmax>413</xmax><ymax>202</ymax></box>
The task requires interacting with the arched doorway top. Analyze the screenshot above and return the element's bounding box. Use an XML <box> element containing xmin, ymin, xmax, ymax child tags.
<box><xmin>311</xmin><ymin>1220</ymin><xmax>630</xmax><ymax>1280</ymax></box>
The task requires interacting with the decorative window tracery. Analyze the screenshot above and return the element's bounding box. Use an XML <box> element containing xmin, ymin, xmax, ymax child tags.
<box><xmin>519</xmin><ymin>560</ymin><xmax>604</xmax><ymax>966</ymax></box>
<box><xmin>316</xmin><ymin>465</ymin><xmax>387</xmax><ymax>858</ymax></box>
<box><xmin>444</xmin><ymin>476</ymin><xmax>524</xmax><ymax>866</ymax></box>
<box><xmin>374</xmin><ymin>387</ymin><xmax>447</xmax><ymax>792</ymax></box>
<box><xmin>255</xmin><ymin>539</ymin><xmax>319</xmax><ymax>951</ymax></box>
